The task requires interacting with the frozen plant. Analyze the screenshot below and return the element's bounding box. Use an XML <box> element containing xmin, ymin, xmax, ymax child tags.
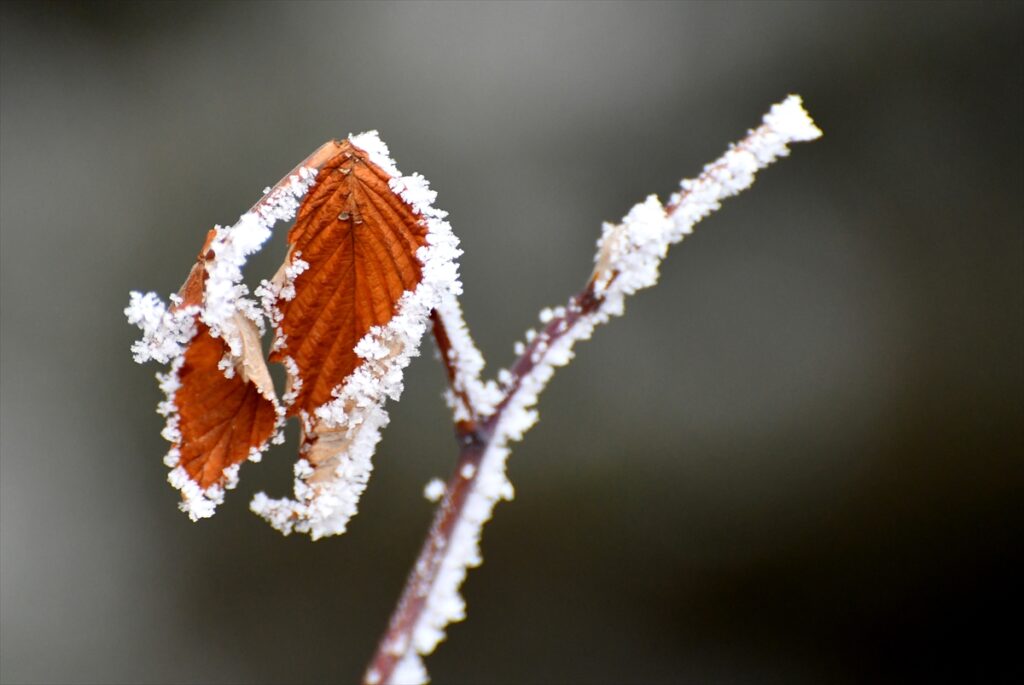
<box><xmin>126</xmin><ymin>95</ymin><xmax>821</xmax><ymax>684</ymax></box>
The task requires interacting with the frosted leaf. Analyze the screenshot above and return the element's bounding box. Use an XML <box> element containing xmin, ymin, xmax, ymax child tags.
<box><xmin>126</xmin><ymin>159</ymin><xmax>317</xmax><ymax>521</ymax></box>
<box><xmin>157</xmin><ymin>315</ymin><xmax>281</xmax><ymax>520</ymax></box>
<box><xmin>252</xmin><ymin>133</ymin><xmax>465</xmax><ymax>539</ymax></box>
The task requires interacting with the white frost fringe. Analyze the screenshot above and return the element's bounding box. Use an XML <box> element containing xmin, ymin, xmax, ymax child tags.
<box><xmin>384</xmin><ymin>95</ymin><xmax>821</xmax><ymax>684</ymax></box>
<box><xmin>126</xmin><ymin>167</ymin><xmax>317</xmax><ymax>520</ymax></box>
<box><xmin>250</xmin><ymin>131</ymin><xmax>466</xmax><ymax>540</ymax></box>
<box><xmin>434</xmin><ymin>294</ymin><xmax>503</xmax><ymax>422</ymax></box>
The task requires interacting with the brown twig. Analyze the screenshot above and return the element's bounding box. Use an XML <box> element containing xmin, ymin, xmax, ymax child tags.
<box><xmin>429</xmin><ymin>310</ymin><xmax>481</xmax><ymax>439</ymax></box>
<box><xmin>364</xmin><ymin>283</ymin><xmax>602</xmax><ymax>684</ymax></box>
<box><xmin>362</xmin><ymin>95</ymin><xmax>821</xmax><ymax>682</ymax></box>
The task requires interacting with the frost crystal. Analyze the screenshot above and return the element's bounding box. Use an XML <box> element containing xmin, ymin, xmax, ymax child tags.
<box><xmin>594</xmin><ymin>95</ymin><xmax>822</xmax><ymax>303</ymax></box>
<box><xmin>423</xmin><ymin>478</ymin><xmax>446</xmax><ymax>503</ymax></box>
<box><xmin>202</xmin><ymin>168</ymin><xmax>316</xmax><ymax>356</ymax></box>
<box><xmin>434</xmin><ymin>295</ymin><xmax>502</xmax><ymax>422</ymax></box>
<box><xmin>125</xmin><ymin>292</ymin><xmax>198</xmax><ymax>364</ymax></box>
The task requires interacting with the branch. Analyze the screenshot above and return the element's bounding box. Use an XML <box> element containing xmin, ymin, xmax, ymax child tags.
<box><xmin>364</xmin><ymin>96</ymin><xmax>822</xmax><ymax>684</ymax></box>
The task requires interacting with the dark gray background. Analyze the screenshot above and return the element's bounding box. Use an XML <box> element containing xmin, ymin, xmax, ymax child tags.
<box><xmin>1</xmin><ymin>2</ymin><xmax>1021</xmax><ymax>683</ymax></box>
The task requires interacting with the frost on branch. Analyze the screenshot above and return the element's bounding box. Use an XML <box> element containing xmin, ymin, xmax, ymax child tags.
<box><xmin>432</xmin><ymin>296</ymin><xmax>502</xmax><ymax>425</ymax></box>
<box><xmin>370</xmin><ymin>95</ymin><xmax>821</xmax><ymax>685</ymax></box>
<box><xmin>251</xmin><ymin>133</ymin><xmax>464</xmax><ymax>540</ymax></box>
<box><xmin>592</xmin><ymin>94</ymin><xmax>822</xmax><ymax>306</ymax></box>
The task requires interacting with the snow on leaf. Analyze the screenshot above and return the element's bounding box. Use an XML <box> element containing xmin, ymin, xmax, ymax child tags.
<box><xmin>271</xmin><ymin>140</ymin><xmax>429</xmax><ymax>418</ymax></box>
<box><xmin>127</xmin><ymin>150</ymin><xmax>318</xmax><ymax>519</ymax></box>
<box><xmin>252</xmin><ymin>133</ymin><xmax>463</xmax><ymax>539</ymax></box>
<box><xmin>168</xmin><ymin>319</ymin><xmax>280</xmax><ymax>519</ymax></box>
<box><xmin>154</xmin><ymin>235</ymin><xmax>284</xmax><ymax>520</ymax></box>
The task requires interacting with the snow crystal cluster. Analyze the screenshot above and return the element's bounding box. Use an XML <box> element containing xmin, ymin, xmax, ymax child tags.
<box><xmin>250</xmin><ymin>132</ymin><xmax>468</xmax><ymax>540</ymax></box>
<box><xmin>593</xmin><ymin>94</ymin><xmax>821</xmax><ymax>309</ymax></box>
<box><xmin>125</xmin><ymin>167</ymin><xmax>317</xmax><ymax>520</ymax></box>
<box><xmin>422</xmin><ymin>478</ymin><xmax>447</xmax><ymax>503</ymax></box>
<box><xmin>378</xmin><ymin>95</ymin><xmax>821</xmax><ymax>684</ymax></box>
<box><xmin>125</xmin><ymin>292</ymin><xmax>198</xmax><ymax>365</ymax></box>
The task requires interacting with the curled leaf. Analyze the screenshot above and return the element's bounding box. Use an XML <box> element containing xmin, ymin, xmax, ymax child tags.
<box><xmin>128</xmin><ymin>150</ymin><xmax>318</xmax><ymax>519</ymax></box>
<box><xmin>160</xmin><ymin>237</ymin><xmax>283</xmax><ymax>520</ymax></box>
<box><xmin>253</xmin><ymin>132</ymin><xmax>462</xmax><ymax>539</ymax></box>
<box><xmin>127</xmin><ymin>135</ymin><xmax>462</xmax><ymax>534</ymax></box>
<box><xmin>165</xmin><ymin>319</ymin><xmax>280</xmax><ymax>519</ymax></box>
<box><xmin>270</xmin><ymin>139</ymin><xmax>429</xmax><ymax>418</ymax></box>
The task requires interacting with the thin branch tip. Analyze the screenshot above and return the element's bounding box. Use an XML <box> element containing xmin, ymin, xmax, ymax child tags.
<box><xmin>364</xmin><ymin>95</ymin><xmax>821</xmax><ymax>685</ymax></box>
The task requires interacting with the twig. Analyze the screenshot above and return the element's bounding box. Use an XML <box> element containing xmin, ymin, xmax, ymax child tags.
<box><xmin>365</xmin><ymin>287</ymin><xmax>599</xmax><ymax>684</ymax></box>
<box><xmin>364</xmin><ymin>96</ymin><xmax>822</xmax><ymax>684</ymax></box>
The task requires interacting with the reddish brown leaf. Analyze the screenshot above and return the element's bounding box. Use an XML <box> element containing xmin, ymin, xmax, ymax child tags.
<box><xmin>174</xmin><ymin>321</ymin><xmax>278</xmax><ymax>490</ymax></box>
<box><xmin>271</xmin><ymin>140</ymin><xmax>429</xmax><ymax>416</ymax></box>
<box><xmin>177</xmin><ymin>228</ymin><xmax>218</xmax><ymax>310</ymax></box>
<box><xmin>168</xmin><ymin>229</ymin><xmax>281</xmax><ymax>502</ymax></box>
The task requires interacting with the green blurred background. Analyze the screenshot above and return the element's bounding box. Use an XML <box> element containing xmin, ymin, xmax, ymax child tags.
<box><xmin>1</xmin><ymin>1</ymin><xmax>1021</xmax><ymax>683</ymax></box>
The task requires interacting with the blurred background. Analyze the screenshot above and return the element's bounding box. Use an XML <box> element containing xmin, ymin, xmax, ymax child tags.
<box><xmin>1</xmin><ymin>2</ymin><xmax>1021</xmax><ymax>683</ymax></box>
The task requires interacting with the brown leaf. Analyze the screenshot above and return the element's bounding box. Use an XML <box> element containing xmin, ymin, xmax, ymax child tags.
<box><xmin>176</xmin><ymin>228</ymin><xmax>218</xmax><ymax>309</ymax></box>
<box><xmin>168</xmin><ymin>231</ymin><xmax>280</xmax><ymax>497</ymax></box>
<box><xmin>271</xmin><ymin>140</ymin><xmax>429</xmax><ymax>417</ymax></box>
<box><xmin>174</xmin><ymin>320</ymin><xmax>278</xmax><ymax>490</ymax></box>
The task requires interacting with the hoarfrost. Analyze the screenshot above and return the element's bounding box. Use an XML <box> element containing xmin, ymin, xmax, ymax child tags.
<box><xmin>390</xmin><ymin>652</ymin><xmax>428</xmax><ymax>685</ymax></box>
<box><xmin>126</xmin><ymin>164</ymin><xmax>317</xmax><ymax>519</ymax></box>
<box><xmin>251</xmin><ymin>131</ymin><xmax>467</xmax><ymax>540</ymax></box>
<box><xmin>125</xmin><ymin>292</ymin><xmax>197</xmax><ymax>364</ymax></box>
<box><xmin>434</xmin><ymin>295</ymin><xmax>501</xmax><ymax>422</ymax></box>
<box><xmin>201</xmin><ymin>170</ymin><xmax>316</xmax><ymax>355</ymax></box>
<box><xmin>423</xmin><ymin>478</ymin><xmax>446</xmax><ymax>503</ymax></box>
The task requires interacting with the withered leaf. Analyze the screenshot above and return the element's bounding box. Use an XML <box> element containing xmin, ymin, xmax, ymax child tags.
<box><xmin>174</xmin><ymin>320</ymin><xmax>278</xmax><ymax>490</ymax></box>
<box><xmin>168</xmin><ymin>232</ymin><xmax>280</xmax><ymax>496</ymax></box>
<box><xmin>271</xmin><ymin>140</ymin><xmax>429</xmax><ymax>417</ymax></box>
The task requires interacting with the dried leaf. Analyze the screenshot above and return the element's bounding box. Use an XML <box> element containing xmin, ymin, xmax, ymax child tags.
<box><xmin>162</xmin><ymin>235</ymin><xmax>283</xmax><ymax>519</ymax></box>
<box><xmin>270</xmin><ymin>140</ymin><xmax>429</xmax><ymax>418</ymax></box>
<box><xmin>252</xmin><ymin>133</ymin><xmax>463</xmax><ymax>538</ymax></box>
<box><xmin>173</xmin><ymin>320</ymin><xmax>278</xmax><ymax>491</ymax></box>
<box><xmin>129</xmin><ymin>134</ymin><xmax>462</xmax><ymax>531</ymax></box>
<box><xmin>178</xmin><ymin>228</ymin><xmax>218</xmax><ymax>309</ymax></box>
